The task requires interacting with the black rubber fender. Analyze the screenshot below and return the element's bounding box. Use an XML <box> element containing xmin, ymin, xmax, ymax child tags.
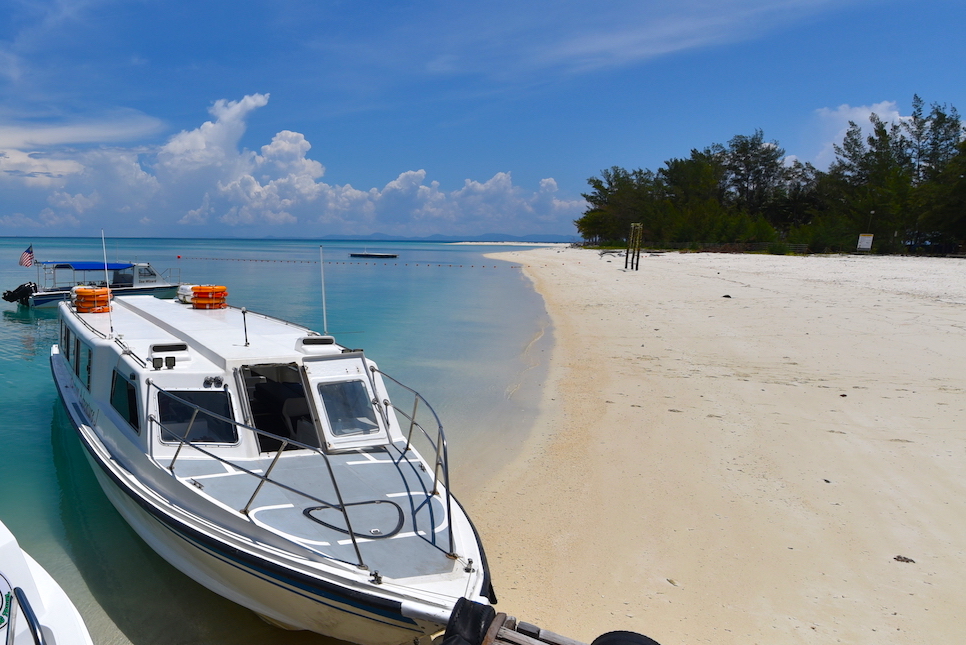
<box><xmin>592</xmin><ymin>630</ymin><xmax>662</xmax><ymax>645</ymax></box>
<box><xmin>442</xmin><ymin>597</ymin><xmax>497</xmax><ymax>645</ymax></box>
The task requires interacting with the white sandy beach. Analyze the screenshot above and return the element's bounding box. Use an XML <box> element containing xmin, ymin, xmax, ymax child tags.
<box><xmin>472</xmin><ymin>248</ymin><xmax>966</xmax><ymax>645</ymax></box>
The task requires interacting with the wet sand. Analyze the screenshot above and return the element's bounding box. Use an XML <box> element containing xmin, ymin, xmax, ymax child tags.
<box><xmin>472</xmin><ymin>248</ymin><xmax>966</xmax><ymax>645</ymax></box>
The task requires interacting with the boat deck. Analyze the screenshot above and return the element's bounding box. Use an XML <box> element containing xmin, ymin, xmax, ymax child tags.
<box><xmin>159</xmin><ymin>441</ymin><xmax>454</xmax><ymax>579</ymax></box>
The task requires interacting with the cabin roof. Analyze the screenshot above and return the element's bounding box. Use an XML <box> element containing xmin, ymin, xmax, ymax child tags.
<box><xmin>42</xmin><ymin>261</ymin><xmax>134</xmax><ymax>271</ymax></box>
<box><xmin>75</xmin><ymin>296</ymin><xmax>337</xmax><ymax>371</ymax></box>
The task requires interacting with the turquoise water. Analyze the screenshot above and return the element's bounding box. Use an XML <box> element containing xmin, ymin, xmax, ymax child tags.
<box><xmin>0</xmin><ymin>237</ymin><xmax>550</xmax><ymax>645</ymax></box>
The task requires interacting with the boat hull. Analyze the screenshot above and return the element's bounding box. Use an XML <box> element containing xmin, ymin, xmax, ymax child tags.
<box><xmin>52</xmin><ymin>358</ymin><xmax>442</xmax><ymax>645</ymax></box>
<box><xmin>0</xmin><ymin>522</ymin><xmax>94</xmax><ymax>645</ymax></box>
<box><xmin>85</xmin><ymin>457</ymin><xmax>430</xmax><ymax>645</ymax></box>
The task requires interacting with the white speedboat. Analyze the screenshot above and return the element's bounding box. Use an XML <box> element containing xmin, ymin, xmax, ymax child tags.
<box><xmin>0</xmin><ymin>519</ymin><xmax>94</xmax><ymax>645</ymax></box>
<box><xmin>49</xmin><ymin>288</ymin><xmax>495</xmax><ymax>645</ymax></box>
<box><xmin>4</xmin><ymin>260</ymin><xmax>180</xmax><ymax>308</ymax></box>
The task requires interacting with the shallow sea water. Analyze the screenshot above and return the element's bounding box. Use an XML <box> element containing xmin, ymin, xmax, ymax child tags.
<box><xmin>0</xmin><ymin>237</ymin><xmax>551</xmax><ymax>645</ymax></box>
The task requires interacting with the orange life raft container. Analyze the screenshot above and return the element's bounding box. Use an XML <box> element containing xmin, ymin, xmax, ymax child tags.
<box><xmin>191</xmin><ymin>285</ymin><xmax>228</xmax><ymax>309</ymax></box>
<box><xmin>74</xmin><ymin>286</ymin><xmax>111</xmax><ymax>313</ymax></box>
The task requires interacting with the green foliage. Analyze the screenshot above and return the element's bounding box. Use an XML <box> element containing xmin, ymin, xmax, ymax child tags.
<box><xmin>786</xmin><ymin>215</ymin><xmax>855</xmax><ymax>253</ymax></box>
<box><xmin>918</xmin><ymin>139</ymin><xmax>966</xmax><ymax>240</ymax></box>
<box><xmin>575</xmin><ymin>95</ymin><xmax>966</xmax><ymax>253</ymax></box>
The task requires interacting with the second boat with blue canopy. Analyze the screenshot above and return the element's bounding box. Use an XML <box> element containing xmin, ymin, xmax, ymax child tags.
<box><xmin>3</xmin><ymin>260</ymin><xmax>181</xmax><ymax>307</ymax></box>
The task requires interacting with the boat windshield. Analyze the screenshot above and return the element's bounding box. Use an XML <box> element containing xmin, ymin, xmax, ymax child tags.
<box><xmin>316</xmin><ymin>381</ymin><xmax>379</xmax><ymax>437</ymax></box>
<box><xmin>138</xmin><ymin>265</ymin><xmax>159</xmax><ymax>282</ymax></box>
<box><xmin>114</xmin><ymin>267</ymin><xmax>135</xmax><ymax>285</ymax></box>
<box><xmin>158</xmin><ymin>390</ymin><xmax>237</xmax><ymax>443</ymax></box>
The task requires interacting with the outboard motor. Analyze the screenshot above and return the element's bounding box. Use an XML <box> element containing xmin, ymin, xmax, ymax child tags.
<box><xmin>441</xmin><ymin>598</ymin><xmax>662</xmax><ymax>645</ymax></box>
<box><xmin>2</xmin><ymin>282</ymin><xmax>38</xmax><ymax>306</ymax></box>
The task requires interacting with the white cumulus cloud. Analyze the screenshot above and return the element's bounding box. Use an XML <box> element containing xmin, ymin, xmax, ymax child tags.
<box><xmin>0</xmin><ymin>149</ymin><xmax>85</xmax><ymax>187</ymax></box>
<box><xmin>48</xmin><ymin>190</ymin><xmax>99</xmax><ymax>213</ymax></box>
<box><xmin>811</xmin><ymin>100</ymin><xmax>903</xmax><ymax>169</ymax></box>
<box><xmin>158</xmin><ymin>95</ymin><xmax>269</xmax><ymax>173</ymax></box>
<box><xmin>0</xmin><ymin>94</ymin><xmax>583</xmax><ymax>236</ymax></box>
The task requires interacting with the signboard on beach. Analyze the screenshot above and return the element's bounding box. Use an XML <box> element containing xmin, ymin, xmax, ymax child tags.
<box><xmin>857</xmin><ymin>234</ymin><xmax>874</xmax><ymax>251</ymax></box>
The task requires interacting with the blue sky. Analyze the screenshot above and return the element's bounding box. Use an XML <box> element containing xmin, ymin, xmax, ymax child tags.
<box><xmin>1</xmin><ymin>0</ymin><xmax>964</xmax><ymax>238</ymax></box>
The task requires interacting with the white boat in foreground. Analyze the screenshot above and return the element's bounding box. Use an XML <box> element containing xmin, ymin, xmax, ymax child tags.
<box><xmin>0</xmin><ymin>519</ymin><xmax>94</xmax><ymax>645</ymax></box>
<box><xmin>49</xmin><ymin>288</ymin><xmax>495</xmax><ymax>645</ymax></box>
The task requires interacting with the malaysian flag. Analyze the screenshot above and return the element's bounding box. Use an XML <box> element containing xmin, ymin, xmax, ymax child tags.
<box><xmin>18</xmin><ymin>245</ymin><xmax>34</xmax><ymax>267</ymax></box>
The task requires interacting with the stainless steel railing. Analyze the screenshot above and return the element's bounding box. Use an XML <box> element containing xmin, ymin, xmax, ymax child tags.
<box><xmin>144</xmin><ymin>374</ymin><xmax>456</xmax><ymax>568</ymax></box>
<box><xmin>4</xmin><ymin>587</ymin><xmax>47</xmax><ymax>645</ymax></box>
<box><xmin>159</xmin><ymin>267</ymin><xmax>181</xmax><ymax>285</ymax></box>
<box><xmin>368</xmin><ymin>366</ymin><xmax>455</xmax><ymax>556</ymax></box>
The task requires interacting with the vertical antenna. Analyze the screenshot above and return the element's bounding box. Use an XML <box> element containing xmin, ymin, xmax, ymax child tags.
<box><xmin>101</xmin><ymin>230</ymin><xmax>115</xmax><ymax>338</ymax></box>
<box><xmin>319</xmin><ymin>245</ymin><xmax>328</xmax><ymax>335</ymax></box>
<box><xmin>241</xmin><ymin>307</ymin><xmax>250</xmax><ymax>346</ymax></box>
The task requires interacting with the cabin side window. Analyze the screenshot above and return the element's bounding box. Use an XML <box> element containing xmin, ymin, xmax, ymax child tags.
<box><xmin>157</xmin><ymin>391</ymin><xmax>237</xmax><ymax>444</ymax></box>
<box><xmin>61</xmin><ymin>323</ymin><xmax>72</xmax><ymax>363</ymax></box>
<box><xmin>76</xmin><ymin>342</ymin><xmax>92</xmax><ymax>389</ymax></box>
<box><xmin>137</xmin><ymin>266</ymin><xmax>158</xmax><ymax>283</ymax></box>
<box><xmin>113</xmin><ymin>268</ymin><xmax>134</xmax><ymax>286</ymax></box>
<box><xmin>110</xmin><ymin>370</ymin><xmax>140</xmax><ymax>433</ymax></box>
<box><xmin>316</xmin><ymin>380</ymin><xmax>379</xmax><ymax>437</ymax></box>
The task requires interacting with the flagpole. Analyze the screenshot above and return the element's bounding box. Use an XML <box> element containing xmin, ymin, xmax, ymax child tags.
<box><xmin>319</xmin><ymin>246</ymin><xmax>328</xmax><ymax>336</ymax></box>
<box><xmin>33</xmin><ymin>243</ymin><xmax>38</xmax><ymax>282</ymax></box>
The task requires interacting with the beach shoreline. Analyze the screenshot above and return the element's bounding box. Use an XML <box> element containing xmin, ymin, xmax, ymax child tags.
<box><xmin>471</xmin><ymin>248</ymin><xmax>966</xmax><ymax>645</ymax></box>
<box><xmin>448</xmin><ymin>241</ymin><xmax>571</xmax><ymax>247</ymax></box>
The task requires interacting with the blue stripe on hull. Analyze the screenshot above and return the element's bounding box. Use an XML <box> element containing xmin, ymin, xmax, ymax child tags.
<box><xmin>148</xmin><ymin>512</ymin><xmax>420</xmax><ymax>631</ymax></box>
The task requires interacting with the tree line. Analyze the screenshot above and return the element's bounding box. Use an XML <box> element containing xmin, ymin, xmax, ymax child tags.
<box><xmin>575</xmin><ymin>95</ymin><xmax>966</xmax><ymax>253</ymax></box>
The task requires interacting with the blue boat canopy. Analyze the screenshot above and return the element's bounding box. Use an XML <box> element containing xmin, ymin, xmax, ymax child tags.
<box><xmin>40</xmin><ymin>261</ymin><xmax>134</xmax><ymax>271</ymax></box>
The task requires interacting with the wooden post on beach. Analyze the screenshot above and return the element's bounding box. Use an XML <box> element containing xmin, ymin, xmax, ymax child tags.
<box><xmin>626</xmin><ymin>222</ymin><xmax>643</xmax><ymax>270</ymax></box>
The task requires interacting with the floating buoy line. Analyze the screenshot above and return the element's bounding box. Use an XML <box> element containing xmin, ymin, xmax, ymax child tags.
<box><xmin>175</xmin><ymin>256</ymin><xmax>525</xmax><ymax>268</ymax></box>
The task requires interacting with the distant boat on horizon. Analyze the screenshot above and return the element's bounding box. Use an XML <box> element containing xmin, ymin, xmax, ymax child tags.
<box><xmin>349</xmin><ymin>251</ymin><xmax>398</xmax><ymax>258</ymax></box>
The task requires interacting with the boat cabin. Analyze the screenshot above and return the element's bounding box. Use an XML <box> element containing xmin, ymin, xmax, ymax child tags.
<box><xmin>58</xmin><ymin>295</ymin><xmax>399</xmax><ymax>461</ymax></box>
<box><xmin>41</xmin><ymin>261</ymin><xmax>171</xmax><ymax>291</ymax></box>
